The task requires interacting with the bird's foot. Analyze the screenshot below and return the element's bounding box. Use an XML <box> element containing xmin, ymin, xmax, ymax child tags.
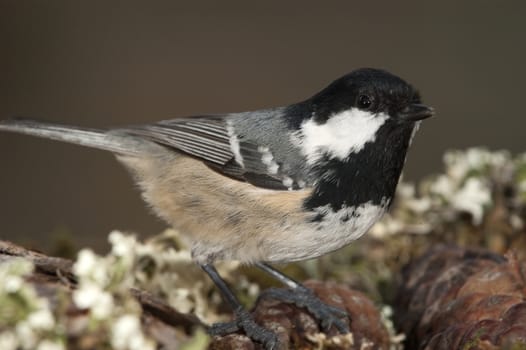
<box><xmin>208</xmin><ymin>308</ymin><xmax>279</xmax><ymax>350</ymax></box>
<box><xmin>260</xmin><ymin>286</ymin><xmax>350</xmax><ymax>334</ymax></box>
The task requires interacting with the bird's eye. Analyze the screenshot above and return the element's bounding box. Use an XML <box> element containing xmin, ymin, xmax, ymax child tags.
<box><xmin>358</xmin><ymin>95</ymin><xmax>372</xmax><ymax>109</ymax></box>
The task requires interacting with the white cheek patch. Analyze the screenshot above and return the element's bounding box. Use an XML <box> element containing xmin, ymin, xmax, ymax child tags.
<box><xmin>292</xmin><ymin>108</ymin><xmax>388</xmax><ymax>164</ymax></box>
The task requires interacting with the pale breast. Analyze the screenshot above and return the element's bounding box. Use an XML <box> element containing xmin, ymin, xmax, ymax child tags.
<box><xmin>259</xmin><ymin>200</ymin><xmax>389</xmax><ymax>263</ymax></box>
<box><xmin>116</xmin><ymin>151</ymin><xmax>387</xmax><ymax>264</ymax></box>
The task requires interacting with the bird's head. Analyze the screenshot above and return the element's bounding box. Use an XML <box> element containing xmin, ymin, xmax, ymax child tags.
<box><xmin>290</xmin><ymin>68</ymin><xmax>434</xmax><ymax>165</ymax></box>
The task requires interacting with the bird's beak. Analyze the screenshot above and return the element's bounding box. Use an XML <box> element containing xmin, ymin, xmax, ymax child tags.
<box><xmin>398</xmin><ymin>104</ymin><xmax>435</xmax><ymax>122</ymax></box>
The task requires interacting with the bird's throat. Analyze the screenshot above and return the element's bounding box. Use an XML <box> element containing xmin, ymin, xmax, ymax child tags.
<box><xmin>303</xmin><ymin>123</ymin><xmax>415</xmax><ymax>211</ymax></box>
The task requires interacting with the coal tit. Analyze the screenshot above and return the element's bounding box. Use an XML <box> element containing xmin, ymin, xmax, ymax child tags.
<box><xmin>0</xmin><ymin>68</ymin><xmax>434</xmax><ymax>349</ymax></box>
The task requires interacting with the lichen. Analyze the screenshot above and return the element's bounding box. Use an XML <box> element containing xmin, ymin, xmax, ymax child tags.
<box><xmin>0</xmin><ymin>259</ymin><xmax>65</xmax><ymax>350</ymax></box>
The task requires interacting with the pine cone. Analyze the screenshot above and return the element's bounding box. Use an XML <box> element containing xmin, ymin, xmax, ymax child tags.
<box><xmin>210</xmin><ymin>280</ymin><xmax>390</xmax><ymax>350</ymax></box>
<box><xmin>395</xmin><ymin>245</ymin><xmax>526</xmax><ymax>349</ymax></box>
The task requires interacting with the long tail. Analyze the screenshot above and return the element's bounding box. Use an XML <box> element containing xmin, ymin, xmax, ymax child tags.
<box><xmin>0</xmin><ymin>118</ymin><xmax>142</xmax><ymax>155</ymax></box>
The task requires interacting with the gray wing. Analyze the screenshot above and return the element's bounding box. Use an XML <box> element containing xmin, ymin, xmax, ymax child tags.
<box><xmin>118</xmin><ymin>115</ymin><xmax>296</xmax><ymax>190</ymax></box>
<box><xmin>123</xmin><ymin>116</ymin><xmax>233</xmax><ymax>165</ymax></box>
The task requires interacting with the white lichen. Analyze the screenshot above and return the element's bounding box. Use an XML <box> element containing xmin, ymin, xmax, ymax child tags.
<box><xmin>0</xmin><ymin>332</ymin><xmax>17</xmax><ymax>350</ymax></box>
<box><xmin>371</xmin><ymin>148</ymin><xmax>526</xmax><ymax>236</ymax></box>
<box><xmin>73</xmin><ymin>283</ymin><xmax>114</xmax><ymax>319</ymax></box>
<box><xmin>111</xmin><ymin>314</ymin><xmax>155</xmax><ymax>350</ymax></box>
<box><xmin>131</xmin><ymin>229</ymin><xmax>254</xmax><ymax>323</ymax></box>
<box><xmin>0</xmin><ymin>259</ymin><xmax>63</xmax><ymax>350</ymax></box>
<box><xmin>36</xmin><ymin>340</ymin><xmax>65</xmax><ymax>350</ymax></box>
<box><xmin>450</xmin><ymin>177</ymin><xmax>491</xmax><ymax>224</ymax></box>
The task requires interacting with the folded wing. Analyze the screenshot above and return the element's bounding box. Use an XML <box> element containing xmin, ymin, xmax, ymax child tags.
<box><xmin>119</xmin><ymin>116</ymin><xmax>294</xmax><ymax>190</ymax></box>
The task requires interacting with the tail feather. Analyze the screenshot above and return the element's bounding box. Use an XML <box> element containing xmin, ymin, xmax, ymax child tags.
<box><xmin>0</xmin><ymin>118</ymin><xmax>139</xmax><ymax>155</ymax></box>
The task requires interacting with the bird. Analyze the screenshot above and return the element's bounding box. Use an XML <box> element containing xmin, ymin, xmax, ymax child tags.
<box><xmin>0</xmin><ymin>68</ymin><xmax>433</xmax><ymax>349</ymax></box>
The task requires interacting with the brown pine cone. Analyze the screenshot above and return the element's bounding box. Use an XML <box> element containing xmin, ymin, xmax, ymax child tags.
<box><xmin>210</xmin><ymin>280</ymin><xmax>390</xmax><ymax>350</ymax></box>
<box><xmin>395</xmin><ymin>245</ymin><xmax>526</xmax><ymax>349</ymax></box>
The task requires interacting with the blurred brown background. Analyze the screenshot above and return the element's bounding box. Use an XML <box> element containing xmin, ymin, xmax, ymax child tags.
<box><xmin>1</xmin><ymin>1</ymin><xmax>525</xmax><ymax>253</ymax></box>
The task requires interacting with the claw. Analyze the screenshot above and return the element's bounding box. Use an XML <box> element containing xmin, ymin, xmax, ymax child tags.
<box><xmin>260</xmin><ymin>286</ymin><xmax>350</xmax><ymax>334</ymax></box>
<box><xmin>208</xmin><ymin>309</ymin><xmax>279</xmax><ymax>350</ymax></box>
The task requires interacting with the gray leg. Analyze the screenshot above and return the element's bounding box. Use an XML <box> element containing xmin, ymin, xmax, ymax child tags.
<box><xmin>255</xmin><ymin>262</ymin><xmax>303</xmax><ymax>289</ymax></box>
<box><xmin>255</xmin><ymin>262</ymin><xmax>350</xmax><ymax>333</ymax></box>
<box><xmin>200</xmin><ymin>264</ymin><xmax>279</xmax><ymax>349</ymax></box>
